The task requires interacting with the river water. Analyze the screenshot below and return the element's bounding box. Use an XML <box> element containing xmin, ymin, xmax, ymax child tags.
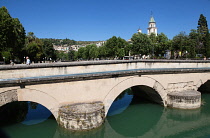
<box><xmin>1</xmin><ymin>89</ymin><xmax>210</xmax><ymax>138</ymax></box>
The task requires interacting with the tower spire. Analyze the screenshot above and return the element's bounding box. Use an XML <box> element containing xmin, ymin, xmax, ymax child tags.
<box><xmin>149</xmin><ymin>11</ymin><xmax>155</xmax><ymax>23</ymax></box>
<box><xmin>147</xmin><ymin>12</ymin><xmax>157</xmax><ymax>36</ymax></box>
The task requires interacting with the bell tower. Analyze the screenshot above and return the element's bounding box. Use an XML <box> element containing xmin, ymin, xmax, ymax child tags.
<box><xmin>147</xmin><ymin>14</ymin><xmax>157</xmax><ymax>36</ymax></box>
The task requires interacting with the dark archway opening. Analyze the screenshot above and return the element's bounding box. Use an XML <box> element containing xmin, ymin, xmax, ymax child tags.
<box><xmin>198</xmin><ymin>80</ymin><xmax>210</xmax><ymax>93</ymax></box>
<box><xmin>0</xmin><ymin>101</ymin><xmax>57</xmax><ymax>138</ymax></box>
<box><xmin>131</xmin><ymin>85</ymin><xmax>163</xmax><ymax>105</ymax></box>
<box><xmin>107</xmin><ymin>86</ymin><xmax>163</xmax><ymax>137</ymax></box>
<box><xmin>197</xmin><ymin>80</ymin><xmax>210</xmax><ymax>115</ymax></box>
<box><xmin>0</xmin><ymin>101</ymin><xmax>55</xmax><ymax>127</ymax></box>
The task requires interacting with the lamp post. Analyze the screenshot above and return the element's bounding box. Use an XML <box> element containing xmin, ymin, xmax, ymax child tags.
<box><xmin>186</xmin><ymin>51</ymin><xmax>188</xmax><ymax>60</ymax></box>
<box><xmin>3</xmin><ymin>57</ymin><xmax>5</xmax><ymax>64</ymax></box>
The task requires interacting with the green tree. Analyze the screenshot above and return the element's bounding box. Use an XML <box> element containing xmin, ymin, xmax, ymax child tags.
<box><xmin>0</xmin><ymin>6</ymin><xmax>25</xmax><ymax>62</ymax></box>
<box><xmin>131</xmin><ymin>33</ymin><xmax>152</xmax><ymax>56</ymax></box>
<box><xmin>104</xmin><ymin>36</ymin><xmax>128</xmax><ymax>58</ymax></box>
<box><xmin>27</xmin><ymin>32</ymin><xmax>36</xmax><ymax>43</ymax></box>
<box><xmin>197</xmin><ymin>14</ymin><xmax>209</xmax><ymax>56</ymax></box>
<box><xmin>172</xmin><ymin>32</ymin><xmax>189</xmax><ymax>52</ymax></box>
<box><xmin>24</xmin><ymin>32</ymin><xmax>43</xmax><ymax>62</ymax></box>
<box><xmin>117</xmin><ymin>48</ymin><xmax>125</xmax><ymax>58</ymax></box>
<box><xmin>61</xmin><ymin>38</ymin><xmax>76</xmax><ymax>45</ymax></box>
<box><xmin>189</xmin><ymin>29</ymin><xmax>199</xmax><ymax>57</ymax></box>
<box><xmin>98</xmin><ymin>46</ymin><xmax>107</xmax><ymax>59</ymax></box>
<box><xmin>89</xmin><ymin>45</ymin><xmax>99</xmax><ymax>60</ymax></box>
<box><xmin>42</xmin><ymin>40</ymin><xmax>56</xmax><ymax>61</ymax></box>
<box><xmin>156</xmin><ymin>33</ymin><xmax>169</xmax><ymax>57</ymax></box>
<box><xmin>104</xmin><ymin>36</ymin><xmax>118</xmax><ymax>58</ymax></box>
<box><xmin>124</xmin><ymin>44</ymin><xmax>132</xmax><ymax>56</ymax></box>
<box><xmin>204</xmin><ymin>31</ymin><xmax>210</xmax><ymax>57</ymax></box>
<box><xmin>56</xmin><ymin>51</ymin><xmax>68</xmax><ymax>61</ymax></box>
<box><xmin>68</xmin><ymin>50</ymin><xmax>75</xmax><ymax>61</ymax></box>
<box><xmin>197</xmin><ymin>14</ymin><xmax>209</xmax><ymax>39</ymax></box>
<box><xmin>77</xmin><ymin>47</ymin><xmax>86</xmax><ymax>60</ymax></box>
<box><xmin>26</xmin><ymin>41</ymin><xmax>42</xmax><ymax>62</ymax></box>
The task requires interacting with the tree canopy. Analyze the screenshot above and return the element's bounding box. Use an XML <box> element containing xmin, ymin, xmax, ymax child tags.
<box><xmin>0</xmin><ymin>6</ymin><xmax>25</xmax><ymax>63</ymax></box>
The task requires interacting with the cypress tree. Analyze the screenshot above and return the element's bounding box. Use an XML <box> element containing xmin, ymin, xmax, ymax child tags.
<box><xmin>197</xmin><ymin>14</ymin><xmax>209</xmax><ymax>56</ymax></box>
<box><xmin>197</xmin><ymin>14</ymin><xmax>209</xmax><ymax>39</ymax></box>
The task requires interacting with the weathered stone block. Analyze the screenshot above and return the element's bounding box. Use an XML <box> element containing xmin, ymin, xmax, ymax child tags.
<box><xmin>167</xmin><ymin>90</ymin><xmax>201</xmax><ymax>109</ymax></box>
<box><xmin>58</xmin><ymin>102</ymin><xmax>105</xmax><ymax>131</ymax></box>
<box><xmin>0</xmin><ymin>89</ymin><xmax>17</xmax><ymax>107</ymax></box>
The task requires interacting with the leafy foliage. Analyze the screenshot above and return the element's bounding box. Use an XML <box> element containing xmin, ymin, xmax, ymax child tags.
<box><xmin>131</xmin><ymin>33</ymin><xmax>152</xmax><ymax>55</ymax></box>
<box><xmin>197</xmin><ymin>14</ymin><xmax>209</xmax><ymax>39</ymax></box>
<box><xmin>0</xmin><ymin>6</ymin><xmax>25</xmax><ymax>62</ymax></box>
<box><xmin>104</xmin><ymin>36</ymin><xmax>129</xmax><ymax>58</ymax></box>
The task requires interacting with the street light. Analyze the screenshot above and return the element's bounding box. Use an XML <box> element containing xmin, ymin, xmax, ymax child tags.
<box><xmin>24</xmin><ymin>56</ymin><xmax>25</xmax><ymax>64</ymax></box>
<box><xmin>186</xmin><ymin>51</ymin><xmax>188</xmax><ymax>60</ymax></box>
<box><xmin>3</xmin><ymin>57</ymin><xmax>5</xmax><ymax>64</ymax></box>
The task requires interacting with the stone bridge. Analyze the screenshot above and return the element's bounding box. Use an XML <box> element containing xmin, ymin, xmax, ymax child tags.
<box><xmin>0</xmin><ymin>60</ymin><xmax>210</xmax><ymax>131</ymax></box>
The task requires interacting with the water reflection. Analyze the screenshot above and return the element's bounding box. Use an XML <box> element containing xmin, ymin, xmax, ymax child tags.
<box><xmin>107</xmin><ymin>89</ymin><xmax>133</xmax><ymax>116</ymax></box>
<box><xmin>1</xmin><ymin>91</ymin><xmax>210</xmax><ymax>137</ymax></box>
<box><xmin>21</xmin><ymin>102</ymin><xmax>51</xmax><ymax>125</ymax></box>
<box><xmin>106</xmin><ymin>90</ymin><xmax>210</xmax><ymax>138</ymax></box>
<box><xmin>107</xmin><ymin>92</ymin><xmax>163</xmax><ymax>137</ymax></box>
<box><xmin>0</xmin><ymin>101</ymin><xmax>28</xmax><ymax>127</ymax></box>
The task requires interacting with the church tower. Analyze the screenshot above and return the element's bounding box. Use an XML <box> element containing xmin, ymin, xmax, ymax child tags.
<box><xmin>147</xmin><ymin>15</ymin><xmax>157</xmax><ymax>36</ymax></box>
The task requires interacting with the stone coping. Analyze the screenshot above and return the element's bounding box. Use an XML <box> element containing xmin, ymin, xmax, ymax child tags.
<box><xmin>0</xmin><ymin>67</ymin><xmax>210</xmax><ymax>88</ymax></box>
<box><xmin>59</xmin><ymin>102</ymin><xmax>103</xmax><ymax>114</ymax></box>
<box><xmin>168</xmin><ymin>90</ymin><xmax>201</xmax><ymax>97</ymax></box>
<box><xmin>0</xmin><ymin>59</ymin><xmax>210</xmax><ymax>70</ymax></box>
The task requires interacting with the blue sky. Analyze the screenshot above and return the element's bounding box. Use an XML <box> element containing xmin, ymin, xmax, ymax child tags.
<box><xmin>1</xmin><ymin>0</ymin><xmax>210</xmax><ymax>41</ymax></box>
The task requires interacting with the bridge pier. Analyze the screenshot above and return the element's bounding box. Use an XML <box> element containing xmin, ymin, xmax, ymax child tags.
<box><xmin>167</xmin><ymin>90</ymin><xmax>201</xmax><ymax>109</ymax></box>
<box><xmin>57</xmin><ymin>102</ymin><xmax>105</xmax><ymax>131</ymax></box>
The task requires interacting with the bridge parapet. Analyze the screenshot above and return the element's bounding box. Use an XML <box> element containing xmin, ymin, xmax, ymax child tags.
<box><xmin>1</xmin><ymin>60</ymin><xmax>210</xmax><ymax>80</ymax></box>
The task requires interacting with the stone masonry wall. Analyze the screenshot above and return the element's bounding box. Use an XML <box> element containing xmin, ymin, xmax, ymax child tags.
<box><xmin>58</xmin><ymin>102</ymin><xmax>105</xmax><ymax>131</ymax></box>
<box><xmin>0</xmin><ymin>89</ymin><xmax>18</xmax><ymax>107</ymax></box>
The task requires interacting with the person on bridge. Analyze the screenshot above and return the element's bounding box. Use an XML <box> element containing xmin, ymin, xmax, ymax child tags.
<box><xmin>26</xmin><ymin>56</ymin><xmax>30</xmax><ymax>65</ymax></box>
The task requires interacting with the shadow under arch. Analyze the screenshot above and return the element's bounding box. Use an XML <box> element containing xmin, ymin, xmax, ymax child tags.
<box><xmin>0</xmin><ymin>101</ymin><xmax>55</xmax><ymax>126</ymax></box>
<box><xmin>103</xmin><ymin>76</ymin><xmax>166</xmax><ymax>116</ymax></box>
<box><xmin>131</xmin><ymin>85</ymin><xmax>163</xmax><ymax>105</ymax></box>
<box><xmin>106</xmin><ymin>87</ymin><xmax>164</xmax><ymax>137</ymax></box>
<box><xmin>0</xmin><ymin>88</ymin><xmax>60</xmax><ymax>120</ymax></box>
<box><xmin>198</xmin><ymin>80</ymin><xmax>210</xmax><ymax>93</ymax></box>
<box><xmin>0</xmin><ymin>101</ymin><xmax>57</xmax><ymax>138</ymax></box>
<box><xmin>17</xmin><ymin>88</ymin><xmax>60</xmax><ymax>120</ymax></box>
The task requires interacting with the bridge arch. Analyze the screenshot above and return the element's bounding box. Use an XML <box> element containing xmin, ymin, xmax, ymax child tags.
<box><xmin>18</xmin><ymin>88</ymin><xmax>60</xmax><ymax>119</ymax></box>
<box><xmin>0</xmin><ymin>88</ymin><xmax>60</xmax><ymax>119</ymax></box>
<box><xmin>103</xmin><ymin>76</ymin><xmax>166</xmax><ymax>115</ymax></box>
